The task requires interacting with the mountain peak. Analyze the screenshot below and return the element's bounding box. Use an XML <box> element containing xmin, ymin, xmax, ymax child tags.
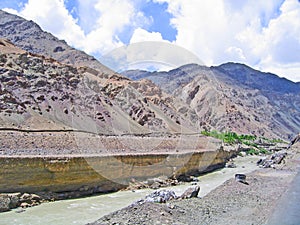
<box><xmin>0</xmin><ymin>9</ymin><xmax>113</xmax><ymax>74</ymax></box>
<box><xmin>215</xmin><ymin>62</ymin><xmax>299</xmax><ymax>95</ymax></box>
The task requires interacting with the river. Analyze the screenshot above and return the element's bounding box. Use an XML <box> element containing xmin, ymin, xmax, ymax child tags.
<box><xmin>0</xmin><ymin>156</ymin><xmax>260</xmax><ymax>225</ymax></box>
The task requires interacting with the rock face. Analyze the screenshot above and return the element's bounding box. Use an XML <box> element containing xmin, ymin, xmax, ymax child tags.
<box><xmin>123</xmin><ymin>63</ymin><xmax>300</xmax><ymax>140</ymax></box>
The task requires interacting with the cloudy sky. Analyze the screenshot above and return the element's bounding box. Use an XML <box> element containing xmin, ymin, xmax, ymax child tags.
<box><xmin>1</xmin><ymin>0</ymin><xmax>300</xmax><ymax>81</ymax></box>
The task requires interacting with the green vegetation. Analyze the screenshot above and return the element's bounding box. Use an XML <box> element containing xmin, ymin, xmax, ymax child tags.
<box><xmin>260</xmin><ymin>136</ymin><xmax>288</xmax><ymax>144</ymax></box>
<box><xmin>200</xmin><ymin>130</ymin><xmax>256</xmax><ymax>145</ymax></box>
<box><xmin>244</xmin><ymin>147</ymin><xmax>269</xmax><ymax>155</ymax></box>
<box><xmin>201</xmin><ymin>130</ymin><xmax>285</xmax><ymax>155</ymax></box>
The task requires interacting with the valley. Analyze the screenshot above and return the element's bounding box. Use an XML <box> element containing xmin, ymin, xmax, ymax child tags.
<box><xmin>0</xmin><ymin>8</ymin><xmax>299</xmax><ymax>225</ymax></box>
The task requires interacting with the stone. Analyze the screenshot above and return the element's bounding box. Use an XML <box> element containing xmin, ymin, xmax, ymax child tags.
<box><xmin>0</xmin><ymin>195</ymin><xmax>11</xmax><ymax>212</ymax></box>
<box><xmin>16</xmin><ymin>209</ymin><xmax>26</xmax><ymax>213</ymax></box>
<box><xmin>8</xmin><ymin>193</ymin><xmax>21</xmax><ymax>208</ymax></box>
<box><xmin>180</xmin><ymin>186</ymin><xmax>201</xmax><ymax>199</ymax></box>
<box><xmin>176</xmin><ymin>174</ymin><xmax>193</xmax><ymax>182</ymax></box>
<box><xmin>30</xmin><ymin>194</ymin><xmax>41</xmax><ymax>202</ymax></box>
<box><xmin>235</xmin><ymin>174</ymin><xmax>249</xmax><ymax>185</ymax></box>
<box><xmin>150</xmin><ymin>182</ymin><xmax>161</xmax><ymax>189</ymax></box>
<box><xmin>53</xmin><ymin>46</ymin><xmax>65</xmax><ymax>53</ymax></box>
<box><xmin>257</xmin><ymin>151</ymin><xmax>287</xmax><ymax>168</ymax></box>
<box><xmin>226</xmin><ymin>161</ymin><xmax>237</xmax><ymax>168</ymax></box>
<box><xmin>20</xmin><ymin>202</ymin><xmax>30</xmax><ymax>208</ymax></box>
<box><xmin>34</xmin><ymin>78</ymin><xmax>47</xmax><ymax>87</ymax></box>
<box><xmin>144</xmin><ymin>190</ymin><xmax>177</xmax><ymax>203</ymax></box>
<box><xmin>20</xmin><ymin>193</ymin><xmax>31</xmax><ymax>202</ymax></box>
<box><xmin>239</xmin><ymin>152</ymin><xmax>247</xmax><ymax>157</ymax></box>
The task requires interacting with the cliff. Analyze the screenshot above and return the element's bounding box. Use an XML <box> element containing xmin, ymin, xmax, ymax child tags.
<box><xmin>0</xmin><ymin>148</ymin><xmax>236</xmax><ymax>198</ymax></box>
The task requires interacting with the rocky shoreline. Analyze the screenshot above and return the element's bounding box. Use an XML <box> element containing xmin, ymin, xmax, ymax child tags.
<box><xmin>0</xmin><ymin>193</ymin><xmax>45</xmax><ymax>213</ymax></box>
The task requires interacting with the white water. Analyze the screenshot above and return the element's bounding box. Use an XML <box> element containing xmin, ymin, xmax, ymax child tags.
<box><xmin>0</xmin><ymin>156</ymin><xmax>260</xmax><ymax>225</ymax></box>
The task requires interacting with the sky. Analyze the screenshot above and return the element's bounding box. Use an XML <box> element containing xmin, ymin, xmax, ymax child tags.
<box><xmin>1</xmin><ymin>0</ymin><xmax>300</xmax><ymax>82</ymax></box>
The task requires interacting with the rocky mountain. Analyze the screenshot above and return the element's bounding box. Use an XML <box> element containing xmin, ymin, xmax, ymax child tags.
<box><xmin>0</xmin><ymin>9</ymin><xmax>299</xmax><ymax>140</ymax></box>
<box><xmin>0</xmin><ymin>10</ymin><xmax>111</xmax><ymax>73</ymax></box>
<box><xmin>0</xmin><ymin>10</ymin><xmax>198</xmax><ymax>135</ymax></box>
<box><xmin>123</xmin><ymin>63</ymin><xmax>300</xmax><ymax>139</ymax></box>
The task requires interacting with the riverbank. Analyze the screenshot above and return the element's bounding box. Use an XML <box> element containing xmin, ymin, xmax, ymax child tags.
<box><xmin>0</xmin><ymin>155</ymin><xmax>261</xmax><ymax>225</ymax></box>
<box><xmin>1</xmin><ymin>132</ymin><xmax>241</xmax><ymax>207</ymax></box>
<box><xmin>89</xmin><ymin>144</ymin><xmax>300</xmax><ymax>225</ymax></box>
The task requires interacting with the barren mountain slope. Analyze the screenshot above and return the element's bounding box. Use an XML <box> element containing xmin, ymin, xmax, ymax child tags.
<box><xmin>0</xmin><ymin>10</ymin><xmax>111</xmax><ymax>73</ymax></box>
<box><xmin>123</xmin><ymin>63</ymin><xmax>300</xmax><ymax>139</ymax></box>
<box><xmin>0</xmin><ymin>10</ymin><xmax>201</xmax><ymax>134</ymax></box>
<box><xmin>1</xmin><ymin>39</ymin><xmax>201</xmax><ymax>135</ymax></box>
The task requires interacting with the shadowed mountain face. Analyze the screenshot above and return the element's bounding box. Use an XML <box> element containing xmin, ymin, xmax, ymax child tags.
<box><xmin>123</xmin><ymin>63</ymin><xmax>300</xmax><ymax>139</ymax></box>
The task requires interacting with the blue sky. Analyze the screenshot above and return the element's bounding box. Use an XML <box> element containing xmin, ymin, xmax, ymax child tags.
<box><xmin>1</xmin><ymin>0</ymin><xmax>300</xmax><ymax>81</ymax></box>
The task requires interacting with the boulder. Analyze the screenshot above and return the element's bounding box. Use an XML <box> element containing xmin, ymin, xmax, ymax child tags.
<box><xmin>8</xmin><ymin>193</ymin><xmax>21</xmax><ymax>208</ymax></box>
<box><xmin>0</xmin><ymin>193</ymin><xmax>22</xmax><ymax>212</ymax></box>
<box><xmin>31</xmin><ymin>194</ymin><xmax>41</xmax><ymax>202</ymax></box>
<box><xmin>0</xmin><ymin>195</ymin><xmax>11</xmax><ymax>212</ymax></box>
<box><xmin>257</xmin><ymin>151</ymin><xmax>287</xmax><ymax>168</ymax></box>
<box><xmin>235</xmin><ymin>174</ymin><xmax>249</xmax><ymax>185</ymax></box>
<box><xmin>20</xmin><ymin>193</ymin><xmax>32</xmax><ymax>203</ymax></box>
<box><xmin>150</xmin><ymin>182</ymin><xmax>161</xmax><ymax>189</ymax></box>
<box><xmin>144</xmin><ymin>190</ymin><xmax>177</xmax><ymax>203</ymax></box>
<box><xmin>180</xmin><ymin>186</ymin><xmax>201</xmax><ymax>199</ymax></box>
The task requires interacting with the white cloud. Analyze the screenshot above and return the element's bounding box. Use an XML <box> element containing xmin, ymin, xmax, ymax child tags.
<box><xmin>4</xmin><ymin>0</ymin><xmax>149</xmax><ymax>56</ymax></box>
<box><xmin>225</xmin><ymin>46</ymin><xmax>246</xmax><ymax>61</ymax></box>
<box><xmin>154</xmin><ymin>0</ymin><xmax>300</xmax><ymax>81</ymax></box>
<box><xmin>130</xmin><ymin>27</ymin><xmax>166</xmax><ymax>43</ymax></box>
<box><xmin>18</xmin><ymin>0</ymin><xmax>85</xmax><ymax>48</ymax></box>
<box><xmin>258</xmin><ymin>63</ymin><xmax>300</xmax><ymax>82</ymax></box>
<box><xmin>79</xmin><ymin>0</ymin><xmax>137</xmax><ymax>54</ymax></box>
<box><xmin>3</xmin><ymin>0</ymin><xmax>300</xmax><ymax>81</ymax></box>
<box><xmin>237</xmin><ymin>0</ymin><xmax>300</xmax><ymax>81</ymax></box>
<box><xmin>2</xmin><ymin>8</ymin><xmax>19</xmax><ymax>15</ymax></box>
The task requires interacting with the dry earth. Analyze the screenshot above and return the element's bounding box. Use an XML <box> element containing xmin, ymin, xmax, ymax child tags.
<box><xmin>0</xmin><ymin>130</ymin><xmax>221</xmax><ymax>156</ymax></box>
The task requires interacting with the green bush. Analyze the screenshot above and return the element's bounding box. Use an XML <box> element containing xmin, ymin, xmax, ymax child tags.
<box><xmin>201</xmin><ymin>130</ymin><xmax>256</xmax><ymax>145</ymax></box>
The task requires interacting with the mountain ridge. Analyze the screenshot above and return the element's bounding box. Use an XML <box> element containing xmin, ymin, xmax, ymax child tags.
<box><xmin>123</xmin><ymin>63</ymin><xmax>300</xmax><ymax>139</ymax></box>
<box><xmin>0</xmin><ymin>9</ymin><xmax>299</xmax><ymax>140</ymax></box>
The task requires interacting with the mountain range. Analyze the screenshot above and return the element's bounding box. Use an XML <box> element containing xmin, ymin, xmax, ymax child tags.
<box><xmin>0</xmin><ymin>9</ymin><xmax>299</xmax><ymax>140</ymax></box>
<box><xmin>123</xmin><ymin>64</ymin><xmax>300</xmax><ymax>139</ymax></box>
